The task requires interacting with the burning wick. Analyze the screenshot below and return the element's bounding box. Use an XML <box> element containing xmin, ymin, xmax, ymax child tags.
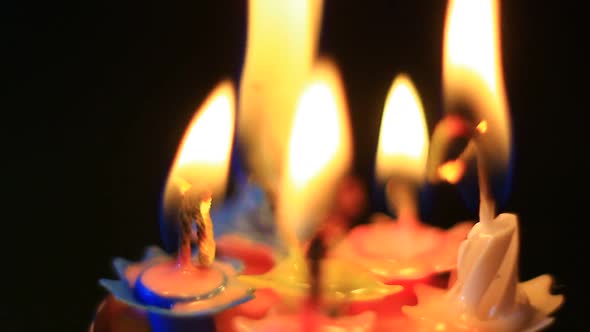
<box><xmin>304</xmin><ymin>233</ymin><xmax>326</xmax><ymax>332</ymax></box>
<box><xmin>307</xmin><ymin>233</ymin><xmax>326</xmax><ymax>304</ymax></box>
<box><xmin>178</xmin><ymin>188</ymin><xmax>215</xmax><ymax>267</ymax></box>
<box><xmin>429</xmin><ymin>115</ymin><xmax>495</xmax><ymax>223</ymax></box>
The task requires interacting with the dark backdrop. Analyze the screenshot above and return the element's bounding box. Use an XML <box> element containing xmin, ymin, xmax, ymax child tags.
<box><xmin>8</xmin><ymin>0</ymin><xmax>584</xmax><ymax>331</ymax></box>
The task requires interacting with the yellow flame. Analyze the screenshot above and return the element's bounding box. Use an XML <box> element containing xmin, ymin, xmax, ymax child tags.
<box><xmin>375</xmin><ymin>74</ymin><xmax>429</xmax><ymax>184</ymax></box>
<box><xmin>443</xmin><ymin>0</ymin><xmax>511</xmax><ymax>170</ymax></box>
<box><xmin>476</xmin><ymin>120</ymin><xmax>488</xmax><ymax>134</ymax></box>
<box><xmin>238</xmin><ymin>0</ymin><xmax>324</xmax><ymax>192</ymax></box>
<box><xmin>277</xmin><ymin>60</ymin><xmax>352</xmax><ymax>246</ymax></box>
<box><xmin>164</xmin><ymin>81</ymin><xmax>235</xmax><ymax>201</ymax></box>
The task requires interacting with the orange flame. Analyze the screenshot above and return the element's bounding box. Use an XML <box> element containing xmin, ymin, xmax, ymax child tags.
<box><xmin>277</xmin><ymin>60</ymin><xmax>352</xmax><ymax>247</ymax></box>
<box><xmin>375</xmin><ymin>74</ymin><xmax>429</xmax><ymax>184</ymax></box>
<box><xmin>443</xmin><ymin>0</ymin><xmax>511</xmax><ymax>172</ymax></box>
<box><xmin>163</xmin><ymin>81</ymin><xmax>235</xmax><ymax>206</ymax></box>
<box><xmin>476</xmin><ymin>120</ymin><xmax>488</xmax><ymax>134</ymax></box>
<box><xmin>438</xmin><ymin>160</ymin><xmax>466</xmax><ymax>184</ymax></box>
<box><xmin>238</xmin><ymin>0</ymin><xmax>324</xmax><ymax>192</ymax></box>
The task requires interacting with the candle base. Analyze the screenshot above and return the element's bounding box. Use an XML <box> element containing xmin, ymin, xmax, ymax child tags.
<box><xmin>134</xmin><ymin>261</ymin><xmax>228</xmax><ymax>309</ymax></box>
<box><xmin>345</xmin><ymin>273</ymin><xmax>449</xmax><ymax>319</ymax></box>
<box><xmin>403</xmin><ymin>275</ymin><xmax>562</xmax><ymax>332</ymax></box>
<box><xmin>402</xmin><ymin>214</ymin><xmax>564</xmax><ymax>332</ymax></box>
<box><xmin>99</xmin><ymin>245</ymin><xmax>254</xmax><ymax>332</ymax></box>
<box><xmin>329</xmin><ymin>213</ymin><xmax>473</xmax><ymax>281</ymax></box>
<box><xmin>237</xmin><ymin>251</ymin><xmax>402</xmax><ymax>308</ymax></box>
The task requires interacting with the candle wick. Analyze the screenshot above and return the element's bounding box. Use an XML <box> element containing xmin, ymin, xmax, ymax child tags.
<box><xmin>427</xmin><ymin>115</ymin><xmax>497</xmax><ymax>223</ymax></box>
<box><xmin>196</xmin><ymin>192</ymin><xmax>215</xmax><ymax>266</ymax></box>
<box><xmin>387</xmin><ymin>179</ymin><xmax>418</xmax><ymax>228</ymax></box>
<box><xmin>476</xmin><ymin>148</ymin><xmax>496</xmax><ymax>224</ymax></box>
<box><xmin>178</xmin><ymin>188</ymin><xmax>215</xmax><ymax>268</ymax></box>
<box><xmin>307</xmin><ymin>232</ymin><xmax>326</xmax><ymax>307</ymax></box>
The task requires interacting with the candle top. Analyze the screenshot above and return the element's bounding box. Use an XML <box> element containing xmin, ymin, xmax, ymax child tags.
<box><xmin>99</xmin><ymin>246</ymin><xmax>254</xmax><ymax>317</ymax></box>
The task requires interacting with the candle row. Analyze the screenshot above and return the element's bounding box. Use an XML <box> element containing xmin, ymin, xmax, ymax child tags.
<box><xmin>96</xmin><ymin>0</ymin><xmax>563</xmax><ymax>331</ymax></box>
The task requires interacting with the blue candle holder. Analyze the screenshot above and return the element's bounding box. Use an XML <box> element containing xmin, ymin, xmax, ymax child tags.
<box><xmin>99</xmin><ymin>245</ymin><xmax>254</xmax><ymax>332</ymax></box>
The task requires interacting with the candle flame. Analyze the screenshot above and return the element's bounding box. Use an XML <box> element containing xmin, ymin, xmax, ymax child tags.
<box><xmin>438</xmin><ymin>160</ymin><xmax>466</xmax><ymax>185</ymax></box>
<box><xmin>277</xmin><ymin>60</ymin><xmax>352</xmax><ymax>247</ymax></box>
<box><xmin>443</xmin><ymin>0</ymin><xmax>511</xmax><ymax>177</ymax></box>
<box><xmin>238</xmin><ymin>0</ymin><xmax>324</xmax><ymax>193</ymax></box>
<box><xmin>375</xmin><ymin>74</ymin><xmax>429</xmax><ymax>184</ymax></box>
<box><xmin>164</xmin><ymin>81</ymin><xmax>235</xmax><ymax>203</ymax></box>
<box><xmin>476</xmin><ymin>120</ymin><xmax>488</xmax><ymax>134</ymax></box>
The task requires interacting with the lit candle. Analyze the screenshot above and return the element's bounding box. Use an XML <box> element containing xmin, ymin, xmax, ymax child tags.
<box><xmin>211</xmin><ymin>0</ymin><xmax>326</xmax><ymax>279</ymax></box>
<box><xmin>93</xmin><ymin>1</ymin><xmax>567</xmax><ymax>331</ymax></box>
<box><xmin>236</xmin><ymin>60</ymin><xmax>400</xmax><ymax>331</ymax></box>
<box><xmin>404</xmin><ymin>1</ymin><xmax>563</xmax><ymax>330</ymax></box>
<box><xmin>327</xmin><ymin>74</ymin><xmax>473</xmax><ymax>331</ymax></box>
<box><xmin>161</xmin><ymin>81</ymin><xmax>235</xmax><ymax>266</ymax></box>
<box><xmin>375</xmin><ymin>74</ymin><xmax>429</xmax><ymax>225</ymax></box>
<box><xmin>100</xmin><ymin>81</ymin><xmax>253</xmax><ymax>332</ymax></box>
<box><xmin>276</xmin><ymin>59</ymin><xmax>352</xmax><ymax>249</ymax></box>
<box><xmin>238</xmin><ymin>0</ymin><xmax>324</xmax><ymax>197</ymax></box>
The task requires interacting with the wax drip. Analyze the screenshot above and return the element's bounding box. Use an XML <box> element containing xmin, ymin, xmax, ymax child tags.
<box><xmin>179</xmin><ymin>188</ymin><xmax>215</xmax><ymax>267</ymax></box>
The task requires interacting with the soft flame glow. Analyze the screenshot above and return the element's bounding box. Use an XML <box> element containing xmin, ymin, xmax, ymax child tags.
<box><xmin>438</xmin><ymin>160</ymin><xmax>466</xmax><ymax>184</ymax></box>
<box><xmin>277</xmin><ymin>60</ymin><xmax>352</xmax><ymax>246</ymax></box>
<box><xmin>375</xmin><ymin>74</ymin><xmax>429</xmax><ymax>184</ymax></box>
<box><xmin>238</xmin><ymin>0</ymin><xmax>324</xmax><ymax>192</ymax></box>
<box><xmin>476</xmin><ymin>120</ymin><xmax>488</xmax><ymax>134</ymax></box>
<box><xmin>164</xmin><ymin>81</ymin><xmax>235</xmax><ymax>201</ymax></box>
<box><xmin>288</xmin><ymin>83</ymin><xmax>341</xmax><ymax>188</ymax></box>
<box><xmin>443</xmin><ymin>0</ymin><xmax>511</xmax><ymax>172</ymax></box>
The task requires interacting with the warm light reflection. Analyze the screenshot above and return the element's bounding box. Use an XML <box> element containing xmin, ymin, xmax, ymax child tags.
<box><xmin>238</xmin><ymin>0</ymin><xmax>324</xmax><ymax>192</ymax></box>
<box><xmin>277</xmin><ymin>60</ymin><xmax>352</xmax><ymax>247</ymax></box>
<box><xmin>164</xmin><ymin>81</ymin><xmax>235</xmax><ymax>201</ymax></box>
<box><xmin>375</xmin><ymin>74</ymin><xmax>429</xmax><ymax>184</ymax></box>
<box><xmin>443</xmin><ymin>0</ymin><xmax>511</xmax><ymax>171</ymax></box>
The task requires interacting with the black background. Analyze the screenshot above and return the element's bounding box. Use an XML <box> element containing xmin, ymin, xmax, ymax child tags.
<box><xmin>7</xmin><ymin>0</ymin><xmax>585</xmax><ymax>331</ymax></box>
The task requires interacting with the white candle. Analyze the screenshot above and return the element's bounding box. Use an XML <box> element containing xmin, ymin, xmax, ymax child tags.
<box><xmin>404</xmin><ymin>1</ymin><xmax>563</xmax><ymax>330</ymax></box>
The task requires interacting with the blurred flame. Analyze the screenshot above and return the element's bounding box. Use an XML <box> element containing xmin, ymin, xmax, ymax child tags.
<box><xmin>476</xmin><ymin>120</ymin><xmax>488</xmax><ymax>134</ymax></box>
<box><xmin>277</xmin><ymin>60</ymin><xmax>352</xmax><ymax>246</ymax></box>
<box><xmin>164</xmin><ymin>81</ymin><xmax>235</xmax><ymax>204</ymax></box>
<box><xmin>438</xmin><ymin>160</ymin><xmax>466</xmax><ymax>184</ymax></box>
<box><xmin>238</xmin><ymin>0</ymin><xmax>324</xmax><ymax>192</ymax></box>
<box><xmin>375</xmin><ymin>74</ymin><xmax>429</xmax><ymax>184</ymax></box>
<box><xmin>443</xmin><ymin>0</ymin><xmax>511</xmax><ymax>172</ymax></box>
